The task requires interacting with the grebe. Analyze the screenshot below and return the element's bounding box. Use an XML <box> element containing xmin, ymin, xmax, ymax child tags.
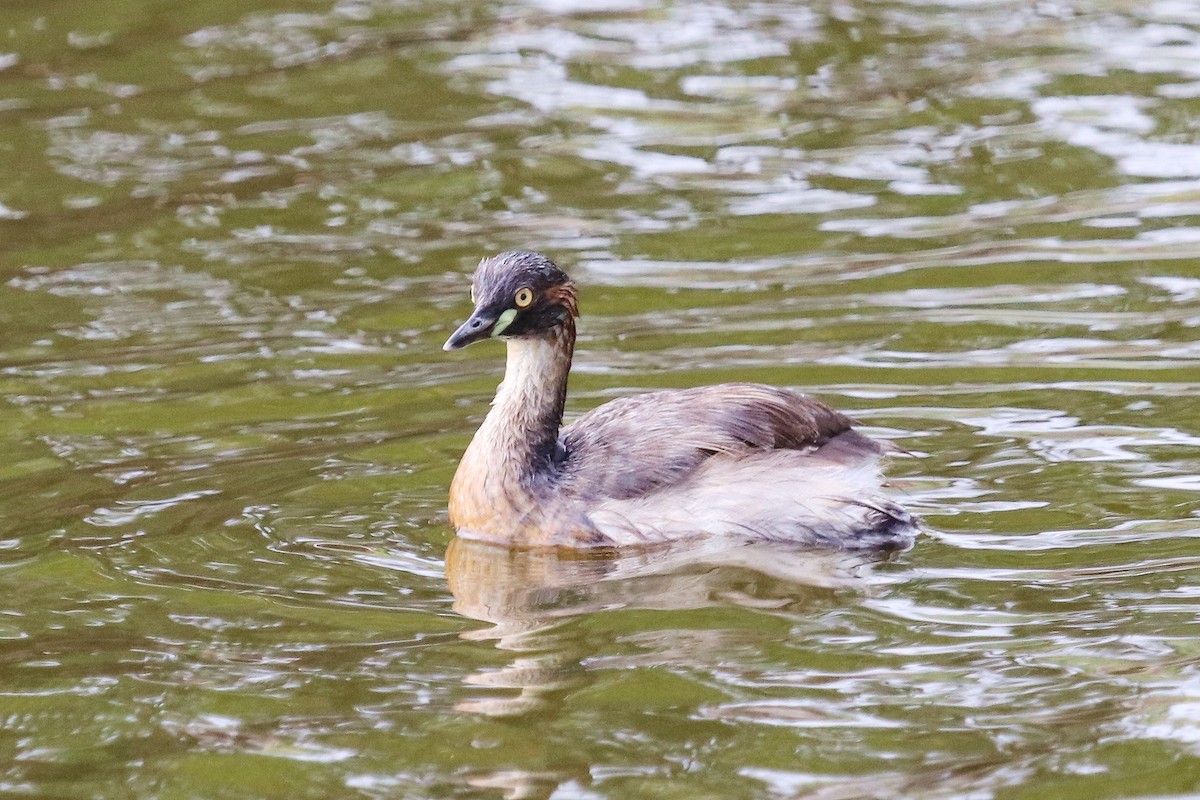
<box><xmin>443</xmin><ymin>251</ymin><xmax>916</xmax><ymax>550</ymax></box>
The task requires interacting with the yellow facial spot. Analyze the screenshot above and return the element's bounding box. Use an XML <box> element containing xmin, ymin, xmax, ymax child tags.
<box><xmin>514</xmin><ymin>287</ymin><xmax>534</xmax><ymax>308</ymax></box>
<box><xmin>491</xmin><ymin>308</ymin><xmax>518</xmax><ymax>337</ymax></box>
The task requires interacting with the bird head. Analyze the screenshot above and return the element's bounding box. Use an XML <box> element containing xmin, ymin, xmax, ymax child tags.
<box><xmin>443</xmin><ymin>251</ymin><xmax>579</xmax><ymax>351</ymax></box>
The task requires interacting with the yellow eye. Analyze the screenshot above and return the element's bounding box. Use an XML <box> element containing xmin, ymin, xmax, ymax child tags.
<box><xmin>514</xmin><ymin>287</ymin><xmax>534</xmax><ymax>308</ymax></box>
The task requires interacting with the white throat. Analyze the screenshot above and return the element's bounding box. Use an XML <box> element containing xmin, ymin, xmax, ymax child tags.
<box><xmin>493</xmin><ymin>336</ymin><xmax>565</xmax><ymax>412</ymax></box>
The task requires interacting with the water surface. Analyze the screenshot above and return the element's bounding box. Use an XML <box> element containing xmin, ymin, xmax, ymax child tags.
<box><xmin>1</xmin><ymin>0</ymin><xmax>1199</xmax><ymax>797</ymax></box>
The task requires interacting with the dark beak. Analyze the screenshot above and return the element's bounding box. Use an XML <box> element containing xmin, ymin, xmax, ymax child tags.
<box><xmin>443</xmin><ymin>308</ymin><xmax>497</xmax><ymax>351</ymax></box>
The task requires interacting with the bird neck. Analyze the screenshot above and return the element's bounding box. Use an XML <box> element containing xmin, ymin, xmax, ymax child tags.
<box><xmin>449</xmin><ymin>320</ymin><xmax>576</xmax><ymax>533</ymax></box>
<box><xmin>486</xmin><ymin>321</ymin><xmax>575</xmax><ymax>469</ymax></box>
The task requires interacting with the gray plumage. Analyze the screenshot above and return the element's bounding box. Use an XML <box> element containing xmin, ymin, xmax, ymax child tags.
<box><xmin>558</xmin><ymin>383</ymin><xmax>861</xmax><ymax>499</ymax></box>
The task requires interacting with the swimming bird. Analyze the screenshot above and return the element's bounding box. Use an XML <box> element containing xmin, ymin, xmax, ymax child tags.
<box><xmin>443</xmin><ymin>251</ymin><xmax>916</xmax><ymax>550</ymax></box>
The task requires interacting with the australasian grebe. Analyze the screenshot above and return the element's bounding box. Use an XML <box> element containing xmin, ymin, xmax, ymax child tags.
<box><xmin>443</xmin><ymin>251</ymin><xmax>917</xmax><ymax>550</ymax></box>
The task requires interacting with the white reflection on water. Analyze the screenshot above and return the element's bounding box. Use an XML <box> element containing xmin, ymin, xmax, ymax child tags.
<box><xmin>1036</xmin><ymin>95</ymin><xmax>1200</xmax><ymax>179</ymax></box>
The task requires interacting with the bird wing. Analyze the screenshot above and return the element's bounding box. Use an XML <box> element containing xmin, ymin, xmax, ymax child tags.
<box><xmin>557</xmin><ymin>382</ymin><xmax>871</xmax><ymax>501</ymax></box>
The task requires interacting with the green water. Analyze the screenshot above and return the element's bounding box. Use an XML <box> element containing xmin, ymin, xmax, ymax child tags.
<box><xmin>1</xmin><ymin>0</ymin><xmax>1199</xmax><ymax>796</ymax></box>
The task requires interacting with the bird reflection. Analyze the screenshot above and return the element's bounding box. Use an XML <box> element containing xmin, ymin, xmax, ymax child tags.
<box><xmin>445</xmin><ymin>535</ymin><xmax>897</xmax><ymax>718</ymax></box>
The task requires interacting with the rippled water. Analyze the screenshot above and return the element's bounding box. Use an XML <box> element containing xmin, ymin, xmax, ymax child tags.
<box><xmin>1</xmin><ymin>0</ymin><xmax>1199</xmax><ymax>796</ymax></box>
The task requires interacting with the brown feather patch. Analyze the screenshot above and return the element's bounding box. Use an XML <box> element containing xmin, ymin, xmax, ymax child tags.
<box><xmin>545</xmin><ymin>281</ymin><xmax>579</xmax><ymax>318</ymax></box>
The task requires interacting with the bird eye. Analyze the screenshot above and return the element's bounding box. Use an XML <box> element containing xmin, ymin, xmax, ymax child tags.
<box><xmin>514</xmin><ymin>287</ymin><xmax>534</xmax><ymax>308</ymax></box>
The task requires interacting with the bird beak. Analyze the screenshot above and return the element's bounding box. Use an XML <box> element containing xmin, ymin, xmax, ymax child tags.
<box><xmin>443</xmin><ymin>308</ymin><xmax>497</xmax><ymax>351</ymax></box>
